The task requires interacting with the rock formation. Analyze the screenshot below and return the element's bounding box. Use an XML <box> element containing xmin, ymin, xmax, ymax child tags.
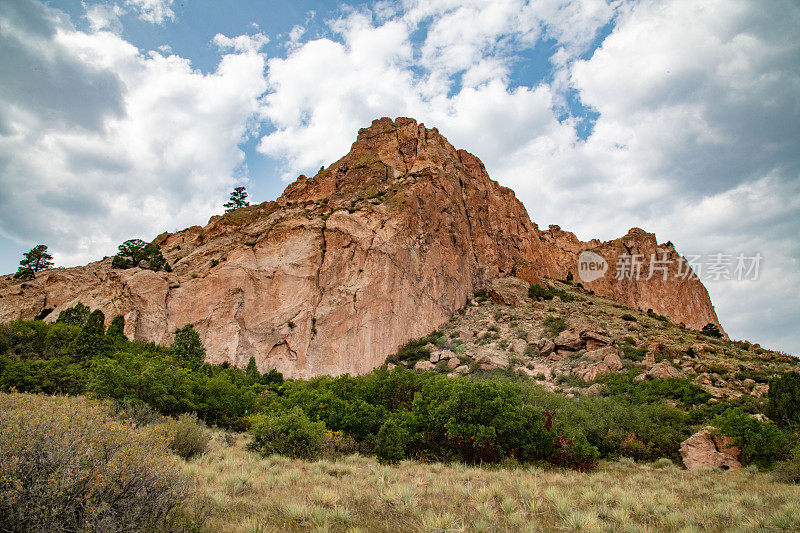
<box><xmin>680</xmin><ymin>426</ymin><xmax>742</xmax><ymax>470</ymax></box>
<box><xmin>0</xmin><ymin>117</ymin><xmax>723</xmax><ymax>378</ymax></box>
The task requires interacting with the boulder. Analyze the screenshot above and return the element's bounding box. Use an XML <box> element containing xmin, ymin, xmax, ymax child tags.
<box><xmin>440</xmin><ymin>349</ymin><xmax>455</xmax><ymax>360</ymax></box>
<box><xmin>489</xmin><ymin>277</ymin><xmax>530</xmax><ymax>306</ymax></box>
<box><xmin>475</xmin><ymin>348</ymin><xmax>510</xmax><ymax>370</ymax></box>
<box><xmin>447</xmin><ymin>356</ymin><xmax>461</xmax><ymax>370</ymax></box>
<box><xmin>537</xmin><ymin>339</ymin><xmax>555</xmax><ymax>356</ymax></box>
<box><xmin>584</xmin><ymin>345</ymin><xmax>619</xmax><ymax>363</ymax></box>
<box><xmin>510</xmin><ymin>338</ymin><xmax>528</xmax><ymax>354</ymax></box>
<box><xmin>429</xmin><ymin>351</ymin><xmax>441</xmax><ymax>363</ymax></box>
<box><xmin>648</xmin><ymin>362</ymin><xmax>683</xmax><ymax>379</ymax></box>
<box><xmin>752</xmin><ymin>384</ymin><xmax>769</xmax><ymax>398</ymax></box>
<box><xmin>414</xmin><ymin>360</ymin><xmax>435</xmax><ymax>372</ymax></box>
<box><xmin>455</xmin><ymin>365</ymin><xmax>470</xmax><ymax>374</ymax></box>
<box><xmin>554</xmin><ymin>329</ymin><xmax>583</xmax><ymax>351</ymax></box>
<box><xmin>581</xmin><ymin>330</ymin><xmax>612</xmax><ymax>351</ymax></box>
<box><xmin>679</xmin><ymin>427</ymin><xmax>741</xmax><ymax>470</ymax></box>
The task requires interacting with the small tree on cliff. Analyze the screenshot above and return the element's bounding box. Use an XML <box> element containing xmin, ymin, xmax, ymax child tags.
<box><xmin>15</xmin><ymin>244</ymin><xmax>54</xmax><ymax>280</ymax></box>
<box><xmin>112</xmin><ymin>239</ymin><xmax>169</xmax><ymax>271</ymax></box>
<box><xmin>701</xmin><ymin>323</ymin><xmax>723</xmax><ymax>338</ymax></box>
<box><xmin>172</xmin><ymin>324</ymin><xmax>205</xmax><ymax>367</ymax></box>
<box><xmin>224</xmin><ymin>186</ymin><xmax>249</xmax><ymax>213</ymax></box>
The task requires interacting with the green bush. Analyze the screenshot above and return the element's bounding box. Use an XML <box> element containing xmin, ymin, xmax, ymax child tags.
<box><xmin>385</xmin><ymin>330</ymin><xmax>443</xmax><ymax>364</ymax></box>
<box><xmin>542</xmin><ymin>316</ymin><xmax>567</xmax><ymax>337</ymax></box>
<box><xmin>375</xmin><ymin>415</ymin><xmax>410</xmax><ymax>464</ymax></box>
<box><xmin>167</xmin><ymin>413</ymin><xmax>211</xmax><ymax>460</ymax></box>
<box><xmin>528</xmin><ymin>284</ymin><xmax>573</xmax><ymax>302</ymax></box>
<box><xmin>56</xmin><ymin>302</ymin><xmax>90</xmax><ymax>326</ymax></box>
<box><xmin>0</xmin><ymin>393</ymin><xmax>186</xmax><ymax>532</ymax></box>
<box><xmin>248</xmin><ymin>406</ymin><xmax>326</xmax><ymax>459</ymax></box>
<box><xmin>549</xmin><ymin>434</ymin><xmax>599</xmax><ymax>472</ymax></box>
<box><xmin>766</xmin><ymin>372</ymin><xmax>800</xmax><ymax>430</ymax></box>
<box><xmin>712</xmin><ymin>408</ymin><xmax>787</xmax><ymax>469</ymax></box>
<box><xmin>701</xmin><ymin>323</ymin><xmax>723</xmax><ymax>338</ymax></box>
<box><xmin>773</xmin><ymin>445</ymin><xmax>800</xmax><ymax>484</ymax></box>
<box><xmin>620</xmin><ymin>313</ymin><xmax>637</xmax><ymax>322</ymax></box>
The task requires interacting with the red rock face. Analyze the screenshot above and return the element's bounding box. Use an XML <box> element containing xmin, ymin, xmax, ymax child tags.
<box><xmin>0</xmin><ymin>117</ymin><xmax>723</xmax><ymax>377</ymax></box>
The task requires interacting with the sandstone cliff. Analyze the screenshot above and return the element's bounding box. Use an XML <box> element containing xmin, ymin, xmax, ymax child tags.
<box><xmin>0</xmin><ymin>118</ymin><xmax>722</xmax><ymax>377</ymax></box>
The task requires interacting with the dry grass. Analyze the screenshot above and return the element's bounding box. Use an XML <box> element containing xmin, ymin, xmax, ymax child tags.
<box><xmin>185</xmin><ymin>432</ymin><xmax>800</xmax><ymax>532</ymax></box>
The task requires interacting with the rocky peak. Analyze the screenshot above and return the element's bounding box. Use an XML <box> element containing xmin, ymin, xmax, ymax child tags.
<box><xmin>0</xmin><ymin>117</ymin><xmax>724</xmax><ymax>377</ymax></box>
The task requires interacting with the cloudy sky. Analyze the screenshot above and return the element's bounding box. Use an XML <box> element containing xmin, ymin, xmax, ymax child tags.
<box><xmin>1</xmin><ymin>0</ymin><xmax>798</xmax><ymax>353</ymax></box>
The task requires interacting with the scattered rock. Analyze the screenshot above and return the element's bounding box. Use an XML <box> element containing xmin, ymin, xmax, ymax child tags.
<box><xmin>455</xmin><ymin>365</ymin><xmax>470</xmax><ymax>374</ymax></box>
<box><xmin>752</xmin><ymin>384</ymin><xmax>769</xmax><ymax>398</ymax></box>
<box><xmin>447</xmin><ymin>357</ymin><xmax>461</xmax><ymax>370</ymax></box>
<box><xmin>680</xmin><ymin>427</ymin><xmax>741</xmax><ymax>470</ymax></box>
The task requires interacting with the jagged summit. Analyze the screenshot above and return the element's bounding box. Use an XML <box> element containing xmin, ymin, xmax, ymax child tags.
<box><xmin>0</xmin><ymin>117</ymin><xmax>722</xmax><ymax>377</ymax></box>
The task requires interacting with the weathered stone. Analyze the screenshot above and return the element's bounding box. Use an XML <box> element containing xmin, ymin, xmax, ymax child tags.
<box><xmin>489</xmin><ymin>276</ymin><xmax>530</xmax><ymax>306</ymax></box>
<box><xmin>447</xmin><ymin>356</ymin><xmax>461</xmax><ymax>370</ymax></box>
<box><xmin>414</xmin><ymin>360</ymin><xmax>435</xmax><ymax>372</ymax></box>
<box><xmin>554</xmin><ymin>329</ymin><xmax>583</xmax><ymax>350</ymax></box>
<box><xmin>510</xmin><ymin>338</ymin><xmax>528</xmax><ymax>354</ymax></box>
<box><xmin>538</xmin><ymin>339</ymin><xmax>555</xmax><ymax>356</ymax></box>
<box><xmin>581</xmin><ymin>330</ymin><xmax>612</xmax><ymax>351</ymax></box>
<box><xmin>475</xmin><ymin>348</ymin><xmax>510</xmax><ymax>370</ymax></box>
<box><xmin>680</xmin><ymin>427</ymin><xmax>741</xmax><ymax>470</ymax></box>
<box><xmin>429</xmin><ymin>351</ymin><xmax>442</xmax><ymax>363</ymax></box>
<box><xmin>439</xmin><ymin>349</ymin><xmax>455</xmax><ymax>360</ymax></box>
<box><xmin>455</xmin><ymin>365</ymin><xmax>470</xmax><ymax>374</ymax></box>
<box><xmin>584</xmin><ymin>345</ymin><xmax>619</xmax><ymax>363</ymax></box>
<box><xmin>752</xmin><ymin>384</ymin><xmax>770</xmax><ymax>398</ymax></box>
<box><xmin>648</xmin><ymin>362</ymin><xmax>683</xmax><ymax>379</ymax></box>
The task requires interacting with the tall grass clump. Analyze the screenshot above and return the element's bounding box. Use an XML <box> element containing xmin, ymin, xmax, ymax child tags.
<box><xmin>0</xmin><ymin>393</ymin><xmax>186</xmax><ymax>532</ymax></box>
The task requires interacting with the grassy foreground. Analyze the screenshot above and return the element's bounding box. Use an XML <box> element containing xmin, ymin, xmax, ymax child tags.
<box><xmin>187</xmin><ymin>432</ymin><xmax>800</xmax><ymax>533</ymax></box>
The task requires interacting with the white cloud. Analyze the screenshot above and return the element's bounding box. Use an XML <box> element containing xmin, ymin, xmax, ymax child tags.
<box><xmin>83</xmin><ymin>2</ymin><xmax>125</xmax><ymax>33</ymax></box>
<box><xmin>0</xmin><ymin>1</ymin><xmax>267</xmax><ymax>266</ymax></box>
<box><xmin>125</xmin><ymin>0</ymin><xmax>176</xmax><ymax>24</ymax></box>
<box><xmin>212</xmin><ymin>32</ymin><xmax>269</xmax><ymax>54</ymax></box>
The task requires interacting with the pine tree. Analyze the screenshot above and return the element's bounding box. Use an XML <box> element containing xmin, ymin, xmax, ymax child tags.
<box><xmin>56</xmin><ymin>302</ymin><xmax>90</xmax><ymax>326</ymax></box>
<box><xmin>246</xmin><ymin>356</ymin><xmax>260</xmax><ymax>381</ymax></box>
<box><xmin>171</xmin><ymin>324</ymin><xmax>206</xmax><ymax>367</ymax></box>
<box><xmin>15</xmin><ymin>244</ymin><xmax>53</xmax><ymax>279</ymax></box>
<box><xmin>224</xmin><ymin>186</ymin><xmax>249</xmax><ymax>213</ymax></box>
<box><xmin>69</xmin><ymin>310</ymin><xmax>109</xmax><ymax>360</ymax></box>
<box><xmin>106</xmin><ymin>314</ymin><xmax>126</xmax><ymax>340</ymax></box>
